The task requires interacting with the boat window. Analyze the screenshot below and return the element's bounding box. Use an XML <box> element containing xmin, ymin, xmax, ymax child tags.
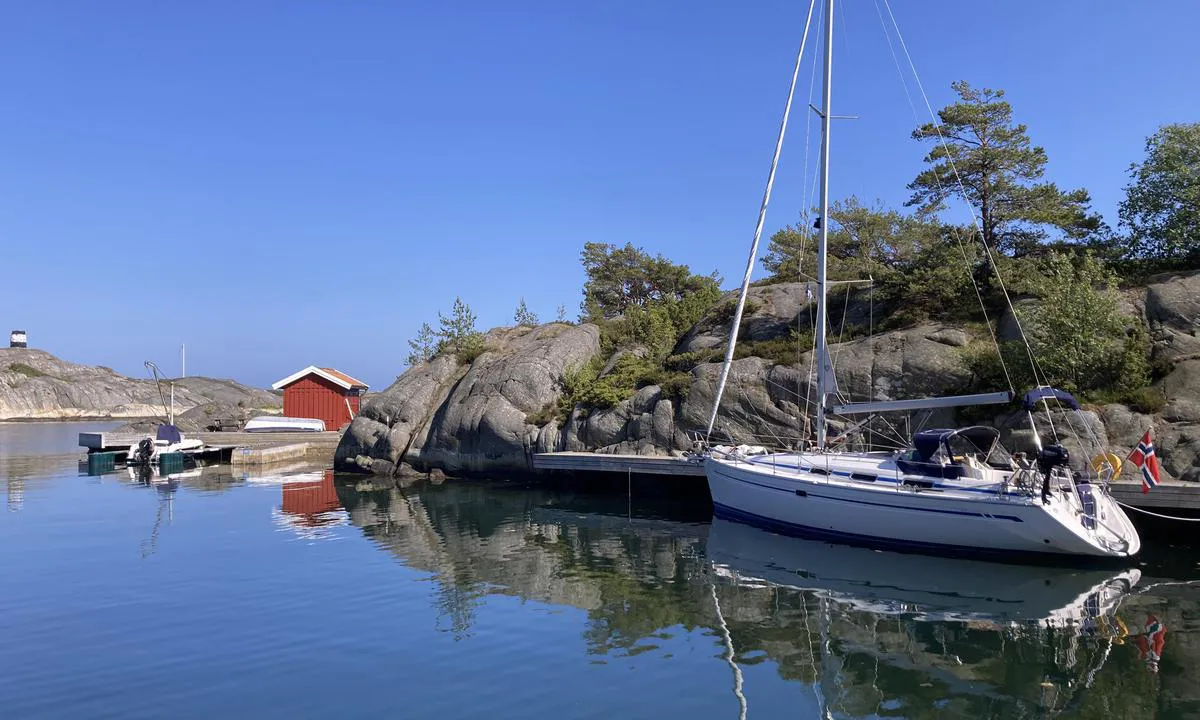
<box><xmin>850</xmin><ymin>472</ymin><xmax>876</xmax><ymax>482</ymax></box>
<box><xmin>946</xmin><ymin>431</ymin><xmax>1015</xmax><ymax>469</ymax></box>
<box><xmin>808</xmin><ymin>467</ymin><xmax>829</xmax><ymax>476</ymax></box>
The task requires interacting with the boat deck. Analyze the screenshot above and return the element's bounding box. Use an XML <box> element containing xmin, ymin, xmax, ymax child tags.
<box><xmin>531</xmin><ymin>452</ymin><xmax>1200</xmax><ymax>513</ymax></box>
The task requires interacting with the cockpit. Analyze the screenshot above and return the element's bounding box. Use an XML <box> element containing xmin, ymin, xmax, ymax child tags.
<box><xmin>895</xmin><ymin>426</ymin><xmax>1016</xmax><ymax>482</ymax></box>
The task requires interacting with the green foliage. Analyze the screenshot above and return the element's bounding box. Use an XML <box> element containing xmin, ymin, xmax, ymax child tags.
<box><xmin>553</xmin><ymin>351</ymin><xmax>692</xmax><ymax>416</ymax></box>
<box><xmin>1016</xmin><ymin>252</ymin><xmax>1148</xmax><ymax>394</ymax></box>
<box><xmin>437</xmin><ymin>297</ymin><xmax>486</xmax><ymax>364</ymax></box>
<box><xmin>961</xmin><ymin>340</ymin><xmax>1035</xmax><ymax>392</ymax></box>
<box><xmin>7</xmin><ymin>363</ymin><xmax>46</xmax><ymax>378</ymax></box>
<box><xmin>877</xmin><ymin>226</ymin><xmax>985</xmax><ymax>325</ymax></box>
<box><xmin>763</xmin><ymin>197</ymin><xmax>940</xmax><ymax>283</ymax></box>
<box><xmin>580</xmin><ymin>242</ymin><xmax>723</xmax><ymax>365</ymax></box>
<box><xmin>513</xmin><ymin>297</ymin><xmax>539</xmax><ymax>327</ymax></box>
<box><xmin>646</xmin><ymin>368</ymin><xmax>692</xmax><ymax>403</ymax></box>
<box><xmin>1119</xmin><ymin>122</ymin><xmax>1200</xmax><ymax>262</ymax></box>
<box><xmin>406</xmin><ymin>322</ymin><xmax>438</xmax><ymax>366</ymax></box>
<box><xmin>735</xmin><ymin>329</ymin><xmax>813</xmax><ymax>366</ymax></box>
<box><xmin>908</xmin><ymin>81</ymin><xmax>1102</xmax><ymax>256</ymax></box>
<box><xmin>525</xmin><ymin>402</ymin><xmax>559</xmax><ymax>427</ymax></box>
<box><xmin>456</xmin><ymin>339</ymin><xmax>488</xmax><ymax>364</ymax></box>
<box><xmin>761</xmin><ymin>199</ymin><xmax>983</xmax><ymax>329</ymax></box>
<box><xmin>580</xmin><ymin>242</ymin><xmax>721</xmax><ymax>321</ymax></box>
<box><xmin>576</xmin><ymin>354</ymin><xmax>658</xmax><ymax>409</ymax></box>
<box><xmin>1121</xmin><ymin>386</ymin><xmax>1167</xmax><ymax>414</ymax></box>
<box><xmin>556</xmin><ymin>304</ymin><xmax>569</xmax><ymax>323</ymax></box>
<box><xmin>663</xmin><ymin>349</ymin><xmax>723</xmax><ymax>372</ymax></box>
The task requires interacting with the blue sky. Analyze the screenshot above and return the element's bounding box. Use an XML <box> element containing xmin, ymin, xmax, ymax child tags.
<box><xmin>2</xmin><ymin>1</ymin><xmax>1196</xmax><ymax>389</ymax></box>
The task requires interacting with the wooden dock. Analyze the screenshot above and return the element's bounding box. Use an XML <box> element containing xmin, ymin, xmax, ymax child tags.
<box><xmin>532</xmin><ymin>452</ymin><xmax>1200</xmax><ymax>513</ymax></box>
<box><xmin>533</xmin><ymin>452</ymin><xmax>705</xmax><ymax>477</ymax></box>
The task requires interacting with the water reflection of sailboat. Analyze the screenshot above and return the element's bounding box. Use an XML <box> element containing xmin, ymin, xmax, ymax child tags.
<box><xmin>707</xmin><ymin>518</ymin><xmax>1139</xmax><ymax>628</ymax></box>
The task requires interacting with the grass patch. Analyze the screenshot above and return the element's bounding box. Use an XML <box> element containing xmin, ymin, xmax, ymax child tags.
<box><xmin>735</xmin><ymin>330</ymin><xmax>813</xmax><ymax>366</ymax></box>
<box><xmin>8</xmin><ymin>363</ymin><xmax>46</xmax><ymax>378</ymax></box>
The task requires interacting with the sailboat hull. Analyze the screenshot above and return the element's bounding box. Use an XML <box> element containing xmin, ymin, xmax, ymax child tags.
<box><xmin>706</xmin><ymin>456</ymin><xmax>1139</xmax><ymax>560</ymax></box>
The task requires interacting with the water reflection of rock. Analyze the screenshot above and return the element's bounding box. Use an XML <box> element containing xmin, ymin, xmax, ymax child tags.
<box><xmin>336</xmin><ymin>480</ymin><xmax>1199</xmax><ymax>718</ymax></box>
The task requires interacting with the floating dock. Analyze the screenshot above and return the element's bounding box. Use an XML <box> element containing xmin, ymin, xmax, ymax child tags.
<box><xmin>532</xmin><ymin>452</ymin><xmax>1199</xmax><ymax>513</ymax></box>
<box><xmin>80</xmin><ymin>430</ymin><xmax>342</xmax><ymax>471</ymax></box>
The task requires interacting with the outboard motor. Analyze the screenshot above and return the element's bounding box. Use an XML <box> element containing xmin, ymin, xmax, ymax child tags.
<box><xmin>135</xmin><ymin>437</ymin><xmax>156</xmax><ymax>466</ymax></box>
<box><xmin>1037</xmin><ymin>444</ymin><xmax>1070</xmax><ymax>502</ymax></box>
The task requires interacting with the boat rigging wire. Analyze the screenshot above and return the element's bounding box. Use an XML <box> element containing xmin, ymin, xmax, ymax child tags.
<box><xmin>878</xmin><ymin>0</ymin><xmax>1037</xmax><ymax>394</ymax></box>
<box><xmin>707</xmin><ymin>0</ymin><xmax>819</xmax><ymax>436</ymax></box>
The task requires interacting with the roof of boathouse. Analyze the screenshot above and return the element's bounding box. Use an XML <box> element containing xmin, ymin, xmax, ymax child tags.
<box><xmin>272</xmin><ymin>366</ymin><xmax>369</xmax><ymax>391</ymax></box>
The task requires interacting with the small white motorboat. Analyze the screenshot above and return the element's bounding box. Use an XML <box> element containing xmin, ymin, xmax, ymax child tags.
<box><xmin>243</xmin><ymin>416</ymin><xmax>326</xmax><ymax>433</ymax></box>
<box><xmin>126</xmin><ymin>424</ymin><xmax>205</xmax><ymax>466</ymax></box>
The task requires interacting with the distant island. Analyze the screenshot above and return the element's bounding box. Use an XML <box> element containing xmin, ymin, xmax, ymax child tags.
<box><xmin>0</xmin><ymin>347</ymin><xmax>280</xmax><ymax>429</ymax></box>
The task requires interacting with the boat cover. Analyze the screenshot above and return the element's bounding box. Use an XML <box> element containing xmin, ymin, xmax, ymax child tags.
<box><xmin>156</xmin><ymin>424</ymin><xmax>182</xmax><ymax>443</ymax></box>
<box><xmin>1022</xmin><ymin>387</ymin><xmax>1080</xmax><ymax>411</ymax></box>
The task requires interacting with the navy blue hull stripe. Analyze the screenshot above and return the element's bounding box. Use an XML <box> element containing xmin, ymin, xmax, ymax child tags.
<box><xmin>713</xmin><ymin>468</ymin><xmax>1023</xmax><ymax>522</ymax></box>
<box><xmin>711</xmin><ymin>503</ymin><xmax>1072</xmax><ymax>562</ymax></box>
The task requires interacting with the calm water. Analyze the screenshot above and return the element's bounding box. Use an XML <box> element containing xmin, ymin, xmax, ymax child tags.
<box><xmin>3</xmin><ymin>423</ymin><xmax>1200</xmax><ymax>719</ymax></box>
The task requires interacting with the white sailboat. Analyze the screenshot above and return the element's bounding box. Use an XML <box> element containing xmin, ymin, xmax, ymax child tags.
<box><xmin>703</xmin><ymin>0</ymin><xmax>1140</xmax><ymax>560</ymax></box>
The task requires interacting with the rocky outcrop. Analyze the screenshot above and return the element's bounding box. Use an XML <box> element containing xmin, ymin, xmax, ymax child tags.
<box><xmin>0</xmin><ymin>348</ymin><xmax>279</xmax><ymax>420</ymax></box>
<box><xmin>338</xmin><ymin>323</ymin><xmax>601</xmax><ymax>475</ymax></box>
<box><xmin>341</xmin><ymin>271</ymin><xmax>1200</xmax><ymax>483</ymax></box>
<box><xmin>676</xmin><ymin>283</ymin><xmax>814</xmax><ymax>354</ymax></box>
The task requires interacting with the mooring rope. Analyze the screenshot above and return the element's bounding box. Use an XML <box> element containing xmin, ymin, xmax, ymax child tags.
<box><xmin>1116</xmin><ymin>500</ymin><xmax>1200</xmax><ymax>522</ymax></box>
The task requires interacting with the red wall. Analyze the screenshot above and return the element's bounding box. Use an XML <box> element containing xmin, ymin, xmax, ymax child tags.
<box><xmin>282</xmin><ymin>375</ymin><xmax>360</xmax><ymax>430</ymax></box>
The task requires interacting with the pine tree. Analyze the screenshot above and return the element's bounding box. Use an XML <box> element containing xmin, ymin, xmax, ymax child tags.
<box><xmin>514</xmin><ymin>298</ymin><xmax>539</xmax><ymax>326</ymax></box>
<box><xmin>437</xmin><ymin>297</ymin><xmax>484</xmax><ymax>361</ymax></box>
<box><xmin>908</xmin><ymin>81</ymin><xmax>1101</xmax><ymax>256</ymax></box>
<box><xmin>406</xmin><ymin>322</ymin><xmax>437</xmax><ymax>366</ymax></box>
<box><xmin>556</xmin><ymin>304</ymin><xmax>568</xmax><ymax>323</ymax></box>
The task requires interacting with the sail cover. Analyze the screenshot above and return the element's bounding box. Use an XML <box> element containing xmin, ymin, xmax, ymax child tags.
<box><xmin>1021</xmin><ymin>387</ymin><xmax>1080</xmax><ymax>411</ymax></box>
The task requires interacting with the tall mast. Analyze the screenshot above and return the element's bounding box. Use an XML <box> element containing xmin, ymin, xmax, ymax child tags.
<box><xmin>814</xmin><ymin>0</ymin><xmax>834</xmax><ymax>450</ymax></box>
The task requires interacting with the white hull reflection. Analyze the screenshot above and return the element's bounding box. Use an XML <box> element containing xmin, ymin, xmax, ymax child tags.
<box><xmin>706</xmin><ymin>518</ymin><xmax>1140</xmax><ymax>628</ymax></box>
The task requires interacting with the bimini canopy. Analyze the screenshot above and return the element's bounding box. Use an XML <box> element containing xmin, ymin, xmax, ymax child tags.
<box><xmin>910</xmin><ymin>426</ymin><xmax>1001</xmax><ymax>462</ymax></box>
<box><xmin>1022</xmin><ymin>387</ymin><xmax>1080</xmax><ymax>411</ymax></box>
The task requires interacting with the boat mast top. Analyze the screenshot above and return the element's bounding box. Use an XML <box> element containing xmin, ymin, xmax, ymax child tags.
<box><xmin>814</xmin><ymin>0</ymin><xmax>834</xmax><ymax>451</ymax></box>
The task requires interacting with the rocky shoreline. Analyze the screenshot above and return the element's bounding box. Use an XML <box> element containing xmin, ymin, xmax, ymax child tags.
<box><xmin>338</xmin><ymin>271</ymin><xmax>1200</xmax><ymax>485</ymax></box>
<box><xmin>0</xmin><ymin>348</ymin><xmax>281</xmax><ymax>428</ymax></box>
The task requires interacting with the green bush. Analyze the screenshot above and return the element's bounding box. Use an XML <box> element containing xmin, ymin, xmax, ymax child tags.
<box><xmin>1017</xmin><ymin>252</ymin><xmax>1149</xmax><ymax>395</ymax></box>
<box><xmin>735</xmin><ymin>330</ymin><xmax>813</xmax><ymax>366</ymax></box>
<box><xmin>525</xmin><ymin>402</ymin><xmax>559</xmax><ymax>427</ymax></box>
<box><xmin>663</xmin><ymin>349</ymin><xmax>723</xmax><ymax>372</ymax></box>
<box><xmin>645</xmin><ymin>368</ymin><xmax>692</xmax><ymax>403</ymax></box>
<box><xmin>456</xmin><ymin>337</ymin><xmax>488</xmax><ymax>365</ymax></box>
<box><xmin>1123</xmin><ymin>386</ymin><xmax>1167</xmax><ymax>414</ymax></box>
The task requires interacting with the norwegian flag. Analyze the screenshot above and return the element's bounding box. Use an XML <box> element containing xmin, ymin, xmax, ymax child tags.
<box><xmin>1128</xmin><ymin>429</ymin><xmax>1161</xmax><ymax>494</ymax></box>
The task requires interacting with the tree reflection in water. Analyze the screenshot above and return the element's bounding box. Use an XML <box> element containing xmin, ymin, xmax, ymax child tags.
<box><xmin>335</xmin><ymin>477</ymin><xmax>1200</xmax><ymax>719</ymax></box>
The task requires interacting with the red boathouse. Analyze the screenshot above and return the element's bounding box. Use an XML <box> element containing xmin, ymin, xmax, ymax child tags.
<box><xmin>272</xmin><ymin>366</ymin><xmax>368</xmax><ymax>431</ymax></box>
